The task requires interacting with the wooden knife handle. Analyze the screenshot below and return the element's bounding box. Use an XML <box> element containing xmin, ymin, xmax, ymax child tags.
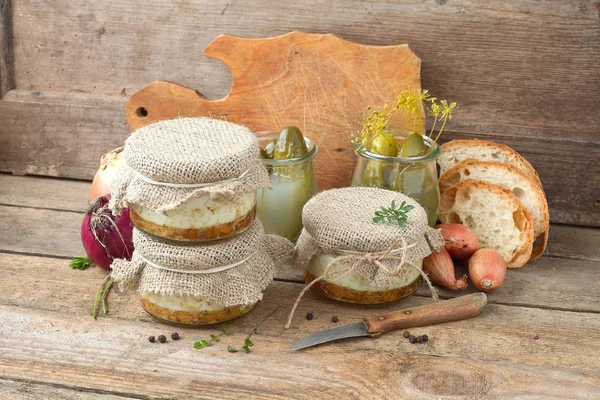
<box><xmin>364</xmin><ymin>293</ymin><xmax>487</xmax><ymax>337</ymax></box>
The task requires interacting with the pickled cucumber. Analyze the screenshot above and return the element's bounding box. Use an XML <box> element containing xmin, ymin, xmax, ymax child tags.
<box><xmin>273</xmin><ymin>126</ymin><xmax>309</xmax><ymax>160</ymax></box>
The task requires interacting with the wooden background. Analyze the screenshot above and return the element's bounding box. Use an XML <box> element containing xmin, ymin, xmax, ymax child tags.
<box><xmin>1</xmin><ymin>0</ymin><xmax>599</xmax><ymax>226</ymax></box>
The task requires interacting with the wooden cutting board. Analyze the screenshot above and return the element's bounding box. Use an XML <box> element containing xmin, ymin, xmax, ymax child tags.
<box><xmin>125</xmin><ymin>31</ymin><xmax>422</xmax><ymax>190</ymax></box>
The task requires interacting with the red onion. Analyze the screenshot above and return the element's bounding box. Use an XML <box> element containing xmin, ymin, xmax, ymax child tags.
<box><xmin>81</xmin><ymin>194</ymin><xmax>134</xmax><ymax>270</ymax></box>
<box><xmin>91</xmin><ymin>147</ymin><xmax>124</xmax><ymax>199</ymax></box>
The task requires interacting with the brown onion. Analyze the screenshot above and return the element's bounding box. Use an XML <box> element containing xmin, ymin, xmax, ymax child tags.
<box><xmin>91</xmin><ymin>147</ymin><xmax>124</xmax><ymax>199</ymax></box>
<box><xmin>436</xmin><ymin>223</ymin><xmax>480</xmax><ymax>260</ymax></box>
<box><xmin>423</xmin><ymin>248</ymin><xmax>468</xmax><ymax>290</ymax></box>
<box><xmin>469</xmin><ymin>249</ymin><xmax>507</xmax><ymax>292</ymax></box>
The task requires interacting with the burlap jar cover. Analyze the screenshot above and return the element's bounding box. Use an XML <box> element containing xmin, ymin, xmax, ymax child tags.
<box><xmin>286</xmin><ymin>187</ymin><xmax>444</xmax><ymax>327</ymax></box>
<box><xmin>109</xmin><ymin>117</ymin><xmax>271</xmax><ymax>215</ymax></box>
<box><xmin>111</xmin><ymin>220</ymin><xmax>293</xmax><ymax>306</ymax></box>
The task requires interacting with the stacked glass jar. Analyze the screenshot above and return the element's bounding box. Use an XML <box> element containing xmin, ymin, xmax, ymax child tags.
<box><xmin>109</xmin><ymin>117</ymin><xmax>292</xmax><ymax>326</ymax></box>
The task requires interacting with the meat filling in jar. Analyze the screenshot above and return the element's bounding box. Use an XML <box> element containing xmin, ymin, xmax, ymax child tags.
<box><xmin>140</xmin><ymin>292</ymin><xmax>254</xmax><ymax>326</ymax></box>
<box><xmin>130</xmin><ymin>192</ymin><xmax>256</xmax><ymax>242</ymax></box>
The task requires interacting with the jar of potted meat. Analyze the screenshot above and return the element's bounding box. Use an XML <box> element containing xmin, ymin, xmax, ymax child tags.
<box><xmin>110</xmin><ymin>220</ymin><xmax>293</xmax><ymax>326</ymax></box>
<box><xmin>294</xmin><ymin>187</ymin><xmax>444</xmax><ymax>304</ymax></box>
<box><xmin>109</xmin><ymin>118</ymin><xmax>271</xmax><ymax>242</ymax></box>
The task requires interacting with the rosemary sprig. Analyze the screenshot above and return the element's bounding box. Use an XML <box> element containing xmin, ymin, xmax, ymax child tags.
<box><xmin>92</xmin><ymin>276</ymin><xmax>114</xmax><ymax>319</ymax></box>
<box><xmin>194</xmin><ymin>328</ymin><xmax>230</xmax><ymax>349</ymax></box>
<box><xmin>373</xmin><ymin>200</ymin><xmax>415</xmax><ymax>228</ymax></box>
<box><xmin>70</xmin><ymin>256</ymin><xmax>94</xmax><ymax>270</ymax></box>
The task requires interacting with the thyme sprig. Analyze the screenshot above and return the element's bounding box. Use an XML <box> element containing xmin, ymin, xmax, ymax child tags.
<box><xmin>227</xmin><ymin>306</ymin><xmax>280</xmax><ymax>354</ymax></box>
<box><xmin>373</xmin><ymin>200</ymin><xmax>415</xmax><ymax>228</ymax></box>
<box><xmin>194</xmin><ymin>328</ymin><xmax>230</xmax><ymax>349</ymax></box>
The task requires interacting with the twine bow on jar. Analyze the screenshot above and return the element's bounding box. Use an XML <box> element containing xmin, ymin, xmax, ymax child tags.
<box><xmin>284</xmin><ymin>238</ymin><xmax>439</xmax><ymax>329</ymax></box>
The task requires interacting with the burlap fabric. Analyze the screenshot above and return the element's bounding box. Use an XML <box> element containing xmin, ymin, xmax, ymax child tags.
<box><xmin>111</xmin><ymin>220</ymin><xmax>293</xmax><ymax>306</ymax></box>
<box><xmin>110</xmin><ymin>117</ymin><xmax>271</xmax><ymax>215</ymax></box>
<box><xmin>294</xmin><ymin>187</ymin><xmax>444</xmax><ymax>287</ymax></box>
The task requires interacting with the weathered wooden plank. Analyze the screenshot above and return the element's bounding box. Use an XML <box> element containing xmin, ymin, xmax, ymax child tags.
<box><xmin>0</xmin><ymin>174</ymin><xmax>90</xmax><ymax>212</ymax></box>
<box><xmin>0</xmin><ymin>100</ymin><xmax>129</xmax><ymax>178</ymax></box>
<box><xmin>0</xmin><ymin>379</ymin><xmax>134</xmax><ymax>400</ymax></box>
<box><xmin>0</xmin><ymin>285</ymin><xmax>598</xmax><ymax>399</ymax></box>
<box><xmin>9</xmin><ymin>0</ymin><xmax>600</xmax><ymax>137</ymax></box>
<box><xmin>0</xmin><ymin>206</ymin><xmax>85</xmax><ymax>258</ymax></box>
<box><xmin>0</xmin><ymin>0</ymin><xmax>14</xmax><ymax>97</ymax></box>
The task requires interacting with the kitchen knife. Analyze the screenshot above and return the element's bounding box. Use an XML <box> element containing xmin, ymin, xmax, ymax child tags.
<box><xmin>290</xmin><ymin>292</ymin><xmax>487</xmax><ymax>350</ymax></box>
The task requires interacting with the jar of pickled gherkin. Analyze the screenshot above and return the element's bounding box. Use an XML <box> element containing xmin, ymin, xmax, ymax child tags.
<box><xmin>294</xmin><ymin>187</ymin><xmax>444</xmax><ymax>305</ymax></box>
<box><xmin>110</xmin><ymin>220</ymin><xmax>293</xmax><ymax>326</ymax></box>
<box><xmin>256</xmin><ymin>129</ymin><xmax>318</xmax><ymax>242</ymax></box>
<box><xmin>110</xmin><ymin>117</ymin><xmax>270</xmax><ymax>242</ymax></box>
<box><xmin>351</xmin><ymin>133</ymin><xmax>440</xmax><ymax>226</ymax></box>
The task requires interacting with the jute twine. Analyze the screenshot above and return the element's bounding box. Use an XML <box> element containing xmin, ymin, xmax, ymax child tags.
<box><xmin>286</xmin><ymin>187</ymin><xmax>444</xmax><ymax>328</ymax></box>
<box><xmin>109</xmin><ymin>117</ymin><xmax>271</xmax><ymax>215</ymax></box>
<box><xmin>110</xmin><ymin>220</ymin><xmax>293</xmax><ymax>307</ymax></box>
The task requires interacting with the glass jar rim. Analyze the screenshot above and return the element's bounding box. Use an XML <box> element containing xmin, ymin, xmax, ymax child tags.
<box><xmin>256</xmin><ymin>131</ymin><xmax>318</xmax><ymax>166</ymax></box>
<box><xmin>356</xmin><ymin>132</ymin><xmax>440</xmax><ymax>164</ymax></box>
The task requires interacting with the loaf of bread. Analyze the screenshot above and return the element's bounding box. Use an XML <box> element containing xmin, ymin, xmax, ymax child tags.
<box><xmin>439</xmin><ymin>160</ymin><xmax>549</xmax><ymax>237</ymax></box>
<box><xmin>438</xmin><ymin>139</ymin><xmax>541</xmax><ymax>187</ymax></box>
<box><xmin>440</xmin><ymin>180</ymin><xmax>535</xmax><ymax>268</ymax></box>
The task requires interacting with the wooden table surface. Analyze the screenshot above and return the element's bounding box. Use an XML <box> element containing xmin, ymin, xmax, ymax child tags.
<box><xmin>1</xmin><ymin>173</ymin><xmax>599</xmax><ymax>399</ymax></box>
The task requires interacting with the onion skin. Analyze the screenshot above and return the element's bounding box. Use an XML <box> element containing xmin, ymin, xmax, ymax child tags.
<box><xmin>81</xmin><ymin>194</ymin><xmax>134</xmax><ymax>270</ymax></box>
<box><xmin>469</xmin><ymin>249</ymin><xmax>507</xmax><ymax>292</ymax></box>
<box><xmin>436</xmin><ymin>223</ymin><xmax>480</xmax><ymax>260</ymax></box>
<box><xmin>423</xmin><ymin>248</ymin><xmax>468</xmax><ymax>290</ymax></box>
<box><xmin>91</xmin><ymin>147</ymin><xmax>124</xmax><ymax>199</ymax></box>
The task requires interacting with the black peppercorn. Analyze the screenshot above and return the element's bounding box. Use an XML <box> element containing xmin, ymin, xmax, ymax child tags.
<box><xmin>332</xmin><ymin>316</ymin><xmax>339</xmax><ymax>323</ymax></box>
<box><xmin>148</xmin><ymin>336</ymin><xmax>156</xmax><ymax>343</ymax></box>
<box><xmin>403</xmin><ymin>331</ymin><xmax>410</xmax><ymax>338</ymax></box>
<box><xmin>408</xmin><ymin>335</ymin><xmax>416</xmax><ymax>343</ymax></box>
<box><xmin>306</xmin><ymin>312</ymin><xmax>314</xmax><ymax>320</ymax></box>
<box><xmin>421</xmin><ymin>334</ymin><xmax>429</xmax><ymax>342</ymax></box>
<box><xmin>158</xmin><ymin>335</ymin><xmax>167</xmax><ymax>343</ymax></box>
<box><xmin>171</xmin><ymin>332</ymin><xmax>180</xmax><ymax>340</ymax></box>
<box><xmin>415</xmin><ymin>336</ymin><xmax>423</xmax><ymax>343</ymax></box>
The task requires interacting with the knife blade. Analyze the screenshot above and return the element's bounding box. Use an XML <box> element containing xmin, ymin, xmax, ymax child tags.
<box><xmin>290</xmin><ymin>292</ymin><xmax>487</xmax><ymax>350</ymax></box>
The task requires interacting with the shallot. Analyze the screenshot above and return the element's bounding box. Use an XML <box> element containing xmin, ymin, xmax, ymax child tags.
<box><xmin>91</xmin><ymin>147</ymin><xmax>125</xmax><ymax>199</ymax></box>
<box><xmin>436</xmin><ymin>223</ymin><xmax>480</xmax><ymax>260</ymax></box>
<box><xmin>81</xmin><ymin>194</ymin><xmax>134</xmax><ymax>270</ymax></box>
<box><xmin>422</xmin><ymin>248</ymin><xmax>468</xmax><ymax>290</ymax></box>
<box><xmin>468</xmin><ymin>249</ymin><xmax>507</xmax><ymax>292</ymax></box>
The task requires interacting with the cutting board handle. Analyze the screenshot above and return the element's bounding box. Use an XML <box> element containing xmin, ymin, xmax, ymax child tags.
<box><xmin>364</xmin><ymin>293</ymin><xmax>488</xmax><ymax>337</ymax></box>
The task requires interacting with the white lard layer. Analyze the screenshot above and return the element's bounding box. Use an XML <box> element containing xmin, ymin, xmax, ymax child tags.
<box><xmin>131</xmin><ymin>192</ymin><xmax>256</xmax><ymax>229</ymax></box>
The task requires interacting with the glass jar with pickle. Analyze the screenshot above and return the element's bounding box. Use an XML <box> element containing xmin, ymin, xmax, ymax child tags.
<box><xmin>350</xmin><ymin>89</ymin><xmax>457</xmax><ymax>227</ymax></box>
<box><xmin>352</xmin><ymin>133</ymin><xmax>440</xmax><ymax>226</ymax></box>
<box><xmin>256</xmin><ymin>127</ymin><xmax>318</xmax><ymax>241</ymax></box>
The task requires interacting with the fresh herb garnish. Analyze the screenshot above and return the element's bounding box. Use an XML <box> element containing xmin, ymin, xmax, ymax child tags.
<box><xmin>70</xmin><ymin>256</ymin><xmax>94</xmax><ymax>270</ymax></box>
<box><xmin>373</xmin><ymin>200</ymin><xmax>414</xmax><ymax>228</ymax></box>
<box><xmin>227</xmin><ymin>307</ymin><xmax>280</xmax><ymax>354</ymax></box>
<box><xmin>193</xmin><ymin>328</ymin><xmax>229</xmax><ymax>349</ymax></box>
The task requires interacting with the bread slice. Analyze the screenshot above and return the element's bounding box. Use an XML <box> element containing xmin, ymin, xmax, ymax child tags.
<box><xmin>439</xmin><ymin>140</ymin><xmax>542</xmax><ymax>188</ymax></box>
<box><xmin>439</xmin><ymin>160</ymin><xmax>549</xmax><ymax>237</ymax></box>
<box><xmin>440</xmin><ymin>180</ymin><xmax>534</xmax><ymax>268</ymax></box>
